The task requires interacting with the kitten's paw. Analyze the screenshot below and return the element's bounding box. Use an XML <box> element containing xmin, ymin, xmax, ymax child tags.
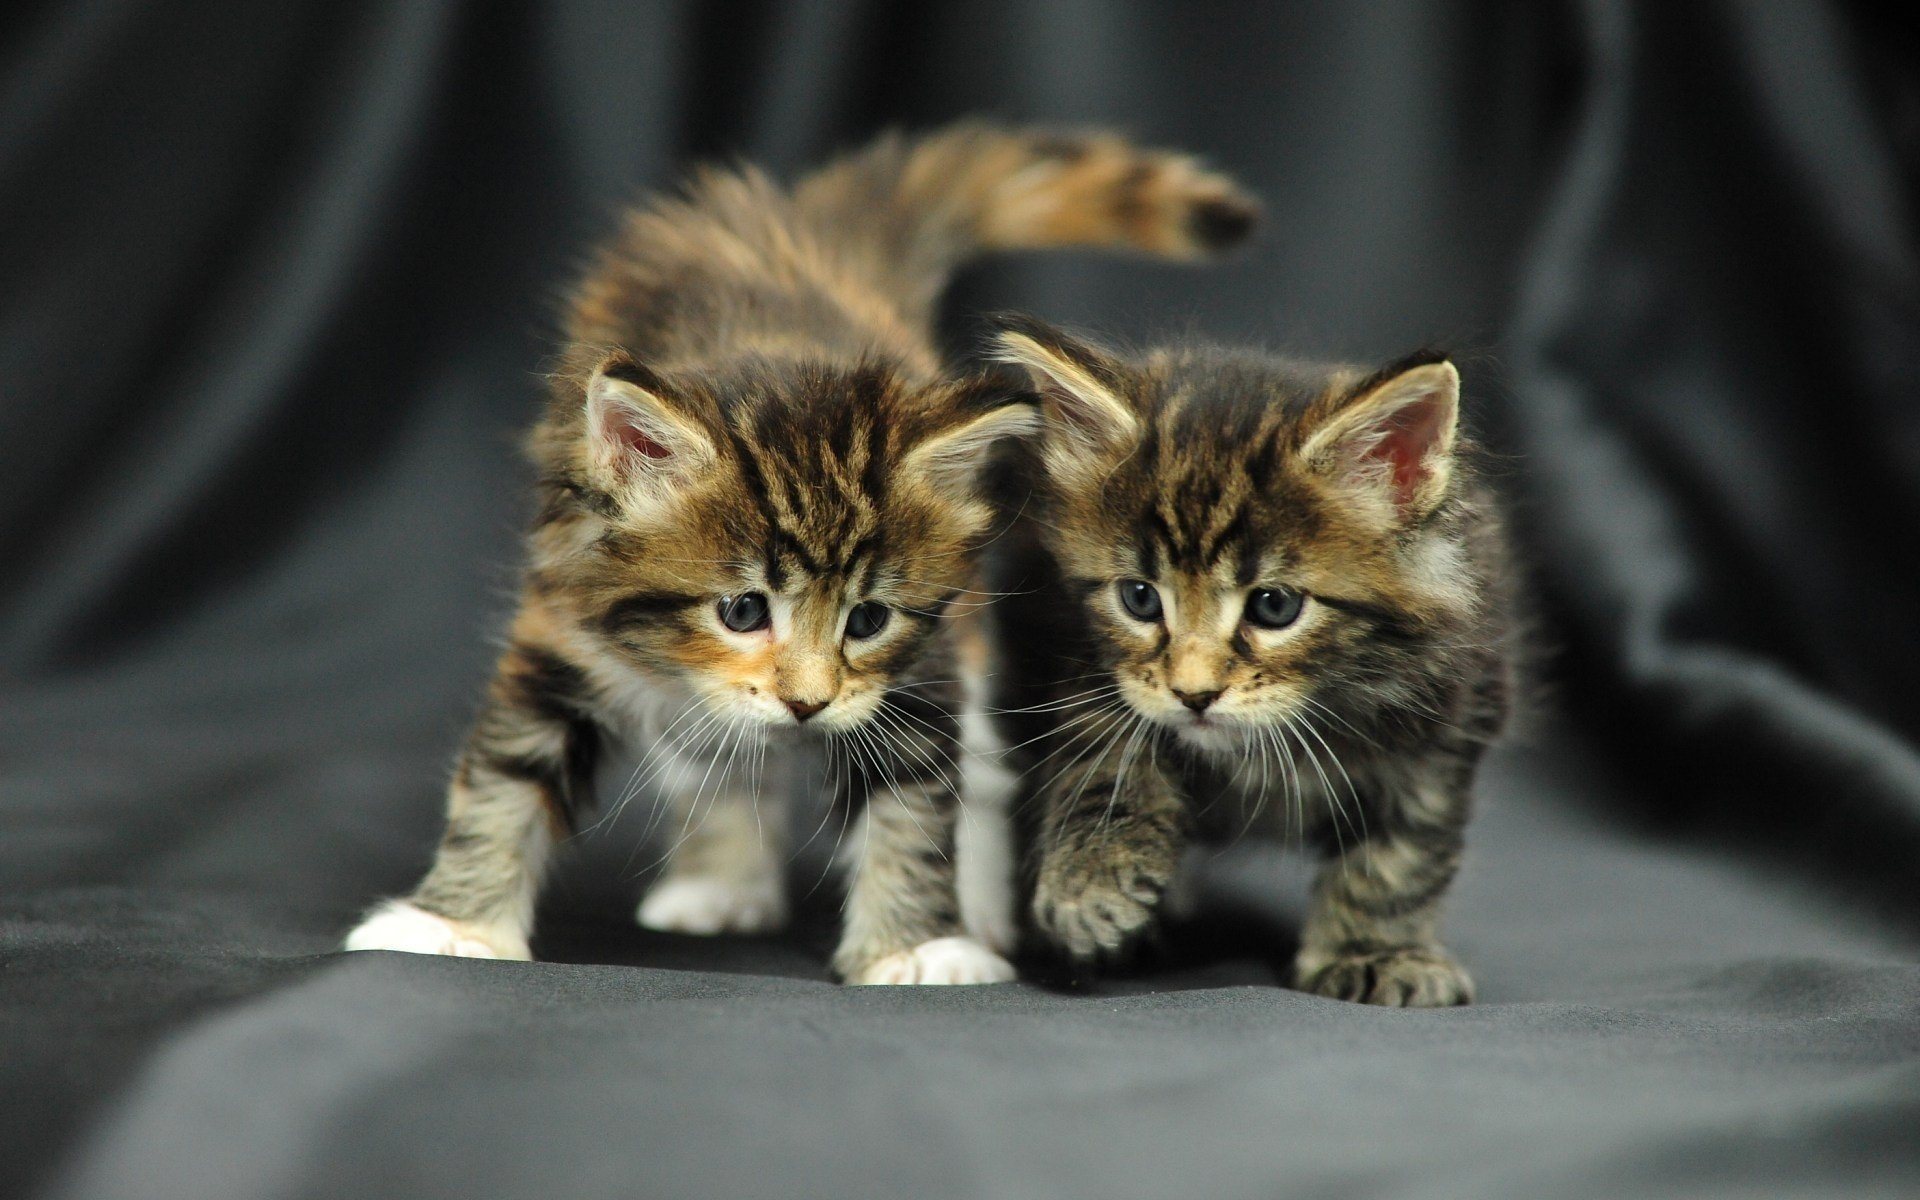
<box><xmin>342</xmin><ymin>901</ymin><xmax>530</xmax><ymax>961</ymax></box>
<box><xmin>1295</xmin><ymin>945</ymin><xmax>1474</xmax><ymax>1007</ymax></box>
<box><xmin>637</xmin><ymin>875</ymin><xmax>787</xmax><ymax>936</ymax></box>
<box><xmin>848</xmin><ymin>937</ymin><xmax>1018</xmax><ymax>986</ymax></box>
<box><xmin>1032</xmin><ymin>852</ymin><xmax>1171</xmax><ymax>961</ymax></box>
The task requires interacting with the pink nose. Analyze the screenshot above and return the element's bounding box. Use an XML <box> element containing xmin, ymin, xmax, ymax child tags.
<box><xmin>785</xmin><ymin>698</ymin><xmax>828</xmax><ymax>722</ymax></box>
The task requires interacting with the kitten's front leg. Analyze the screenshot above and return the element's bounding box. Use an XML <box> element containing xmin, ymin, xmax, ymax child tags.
<box><xmin>345</xmin><ymin>638</ymin><xmax>601</xmax><ymax>960</ymax></box>
<box><xmin>834</xmin><ymin>732</ymin><xmax>1015</xmax><ymax>985</ymax></box>
<box><xmin>1293</xmin><ymin>764</ymin><xmax>1474</xmax><ymax>1007</ymax></box>
<box><xmin>1029</xmin><ymin>750</ymin><xmax>1188</xmax><ymax>962</ymax></box>
<box><xmin>637</xmin><ymin>756</ymin><xmax>788</xmax><ymax>937</ymax></box>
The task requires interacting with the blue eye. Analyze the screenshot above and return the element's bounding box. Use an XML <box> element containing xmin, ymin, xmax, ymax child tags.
<box><xmin>1117</xmin><ymin>579</ymin><xmax>1162</xmax><ymax>622</ymax></box>
<box><xmin>846</xmin><ymin>601</ymin><xmax>890</xmax><ymax>639</ymax></box>
<box><xmin>718</xmin><ymin>592</ymin><xmax>770</xmax><ymax>632</ymax></box>
<box><xmin>1245</xmin><ymin>587</ymin><xmax>1304</xmax><ymax>629</ymax></box>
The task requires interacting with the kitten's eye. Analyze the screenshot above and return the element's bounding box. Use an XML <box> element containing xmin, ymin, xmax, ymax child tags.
<box><xmin>1116</xmin><ymin>579</ymin><xmax>1163</xmax><ymax>622</ymax></box>
<box><xmin>717</xmin><ymin>592</ymin><xmax>771</xmax><ymax>633</ymax></box>
<box><xmin>1244</xmin><ymin>587</ymin><xmax>1304</xmax><ymax>630</ymax></box>
<box><xmin>846</xmin><ymin>601</ymin><xmax>891</xmax><ymax>640</ymax></box>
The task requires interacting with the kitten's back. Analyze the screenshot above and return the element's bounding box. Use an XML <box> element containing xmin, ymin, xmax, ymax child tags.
<box><xmin>562</xmin><ymin>124</ymin><xmax>1260</xmax><ymax>381</ymax></box>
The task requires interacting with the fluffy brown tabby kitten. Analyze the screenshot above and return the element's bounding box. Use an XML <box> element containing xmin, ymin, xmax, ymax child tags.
<box><xmin>985</xmin><ymin>319</ymin><xmax>1518</xmax><ymax>1005</ymax></box>
<box><xmin>342</xmin><ymin>125</ymin><xmax>1257</xmax><ymax>984</ymax></box>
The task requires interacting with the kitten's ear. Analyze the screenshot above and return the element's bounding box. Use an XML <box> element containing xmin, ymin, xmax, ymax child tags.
<box><xmin>987</xmin><ymin>314</ymin><xmax>1138</xmax><ymax>479</ymax></box>
<box><xmin>1300</xmin><ymin>352</ymin><xmax>1460</xmax><ymax>520</ymax></box>
<box><xmin>583</xmin><ymin>353</ymin><xmax>717</xmax><ymax>506</ymax></box>
<box><xmin>900</xmin><ymin>383</ymin><xmax>1042</xmax><ymax>502</ymax></box>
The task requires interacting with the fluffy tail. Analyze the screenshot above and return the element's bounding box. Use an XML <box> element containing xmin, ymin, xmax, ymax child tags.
<box><xmin>793</xmin><ymin>122</ymin><xmax>1260</xmax><ymax>319</ymax></box>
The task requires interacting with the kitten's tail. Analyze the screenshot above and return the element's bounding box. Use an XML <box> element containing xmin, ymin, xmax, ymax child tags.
<box><xmin>793</xmin><ymin>123</ymin><xmax>1259</xmax><ymax>319</ymax></box>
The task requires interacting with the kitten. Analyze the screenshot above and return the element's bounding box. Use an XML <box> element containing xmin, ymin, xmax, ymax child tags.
<box><xmin>342</xmin><ymin>125</ymin><xmax>1258</xmax><ymax>984</ymax></box>
<box><xmin>985</xmin><ymin>319</ymin><xmax>1518</xmax><ymax>1005</ymax></box>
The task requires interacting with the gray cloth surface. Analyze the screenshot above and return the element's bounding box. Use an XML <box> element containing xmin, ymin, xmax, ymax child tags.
<box><xmin>7</xmin><ymin>734</ymin><xmax>1915</xmax><ymax>1199</ymax></box>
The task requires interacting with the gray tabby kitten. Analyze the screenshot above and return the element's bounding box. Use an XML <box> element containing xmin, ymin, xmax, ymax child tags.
<box><xmin>985</xmin><ymin>319</ymin><xmax>1519</xmax><ymax>1005</ymax></box>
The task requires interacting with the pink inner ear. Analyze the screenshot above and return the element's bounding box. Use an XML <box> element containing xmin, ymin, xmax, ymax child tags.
<box><xmin>609</xmin><ymin>414</ymin><xmax>673</xmax><ymax>461</ymax></box>
<box><xmin>1357</xmin><ymin>394</ymin><xmax>1448</xmax><ymax>509</ymax></box>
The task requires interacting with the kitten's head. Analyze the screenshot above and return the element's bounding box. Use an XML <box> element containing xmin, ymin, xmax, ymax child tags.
<box><xmin>533</xmin><ymin>350</ymin><xmax>1036</xmax><ymax>732</ymax></box>
<box><xmin>991</xmin><ymin>316</ymin><xmax>1481</xmax><ymax>752</ymax></box>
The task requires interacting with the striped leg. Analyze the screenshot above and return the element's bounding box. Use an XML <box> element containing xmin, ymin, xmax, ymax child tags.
<box><xmin>1292</xmin><ymin>766</ymin><xmax>1474</xmax><ymax>1007</ymax></box>
<box><xmin>1029</xmin><ymin>750</ymin><xmax>1187</xmax><ymax>962</ymax></box>
<box><xmin>834</xmin><ymin>720</ymin><xmax>1014</xmax><ymax>985</ymax></box>
<box><xmin>345</xmin><ymin>642</ymin><xmax>599</xmax><ymax>960</ymax></box>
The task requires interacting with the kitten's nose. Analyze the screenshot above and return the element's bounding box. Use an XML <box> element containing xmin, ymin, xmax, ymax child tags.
<box><xmin>1173</xmin><ymin>688</ymin><xmax>1221</xmax><ymax>713</ymax></box>
<box><xmin>785</xmin><ymin>698</ymin><xmax>828</xmax><ymax>722</ymax></box>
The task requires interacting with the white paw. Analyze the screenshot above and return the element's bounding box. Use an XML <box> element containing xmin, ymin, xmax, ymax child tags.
<box><xmin>850</xmin><ymin>936</ymin><xmax>1018</xmax><ymax>985</ymax></box>
<box><xmin>636</xmin><ymin>876</ymin><xmax>788</xmax><ymax>936</ymax></box>
<box><xmin>342</xmin><ymin>901</ymin><xmax>530</xmax><ymax>960</ymax></box>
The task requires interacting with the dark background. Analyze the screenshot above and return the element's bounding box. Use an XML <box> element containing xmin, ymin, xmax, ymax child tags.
<box><xmin>3</xmin><ymin>3</ymin><xmax>1916</xmax><ymax>1198</ymax></box>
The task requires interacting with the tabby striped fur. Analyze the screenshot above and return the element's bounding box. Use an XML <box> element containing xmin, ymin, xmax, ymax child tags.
<box><xmin>985</xmin><ymin>320</ymin><xmax>1518</xmax><ymax>1005</ymax></box>
<box><xmin>344</xmin><ymin>124</ymin><xmax>1257</xmax><ymax>983</ymax></box>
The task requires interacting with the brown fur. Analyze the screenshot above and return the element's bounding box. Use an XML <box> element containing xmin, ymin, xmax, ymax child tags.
<box><xmin>986</xmin><ymin>322</ymin><xmax>1518</xmax><ymax>1005</ymax></box>
<box><xmin>346</xmin><ymin>124</ymin><xmax>1258</xmax><ymax>980</ymax></box>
